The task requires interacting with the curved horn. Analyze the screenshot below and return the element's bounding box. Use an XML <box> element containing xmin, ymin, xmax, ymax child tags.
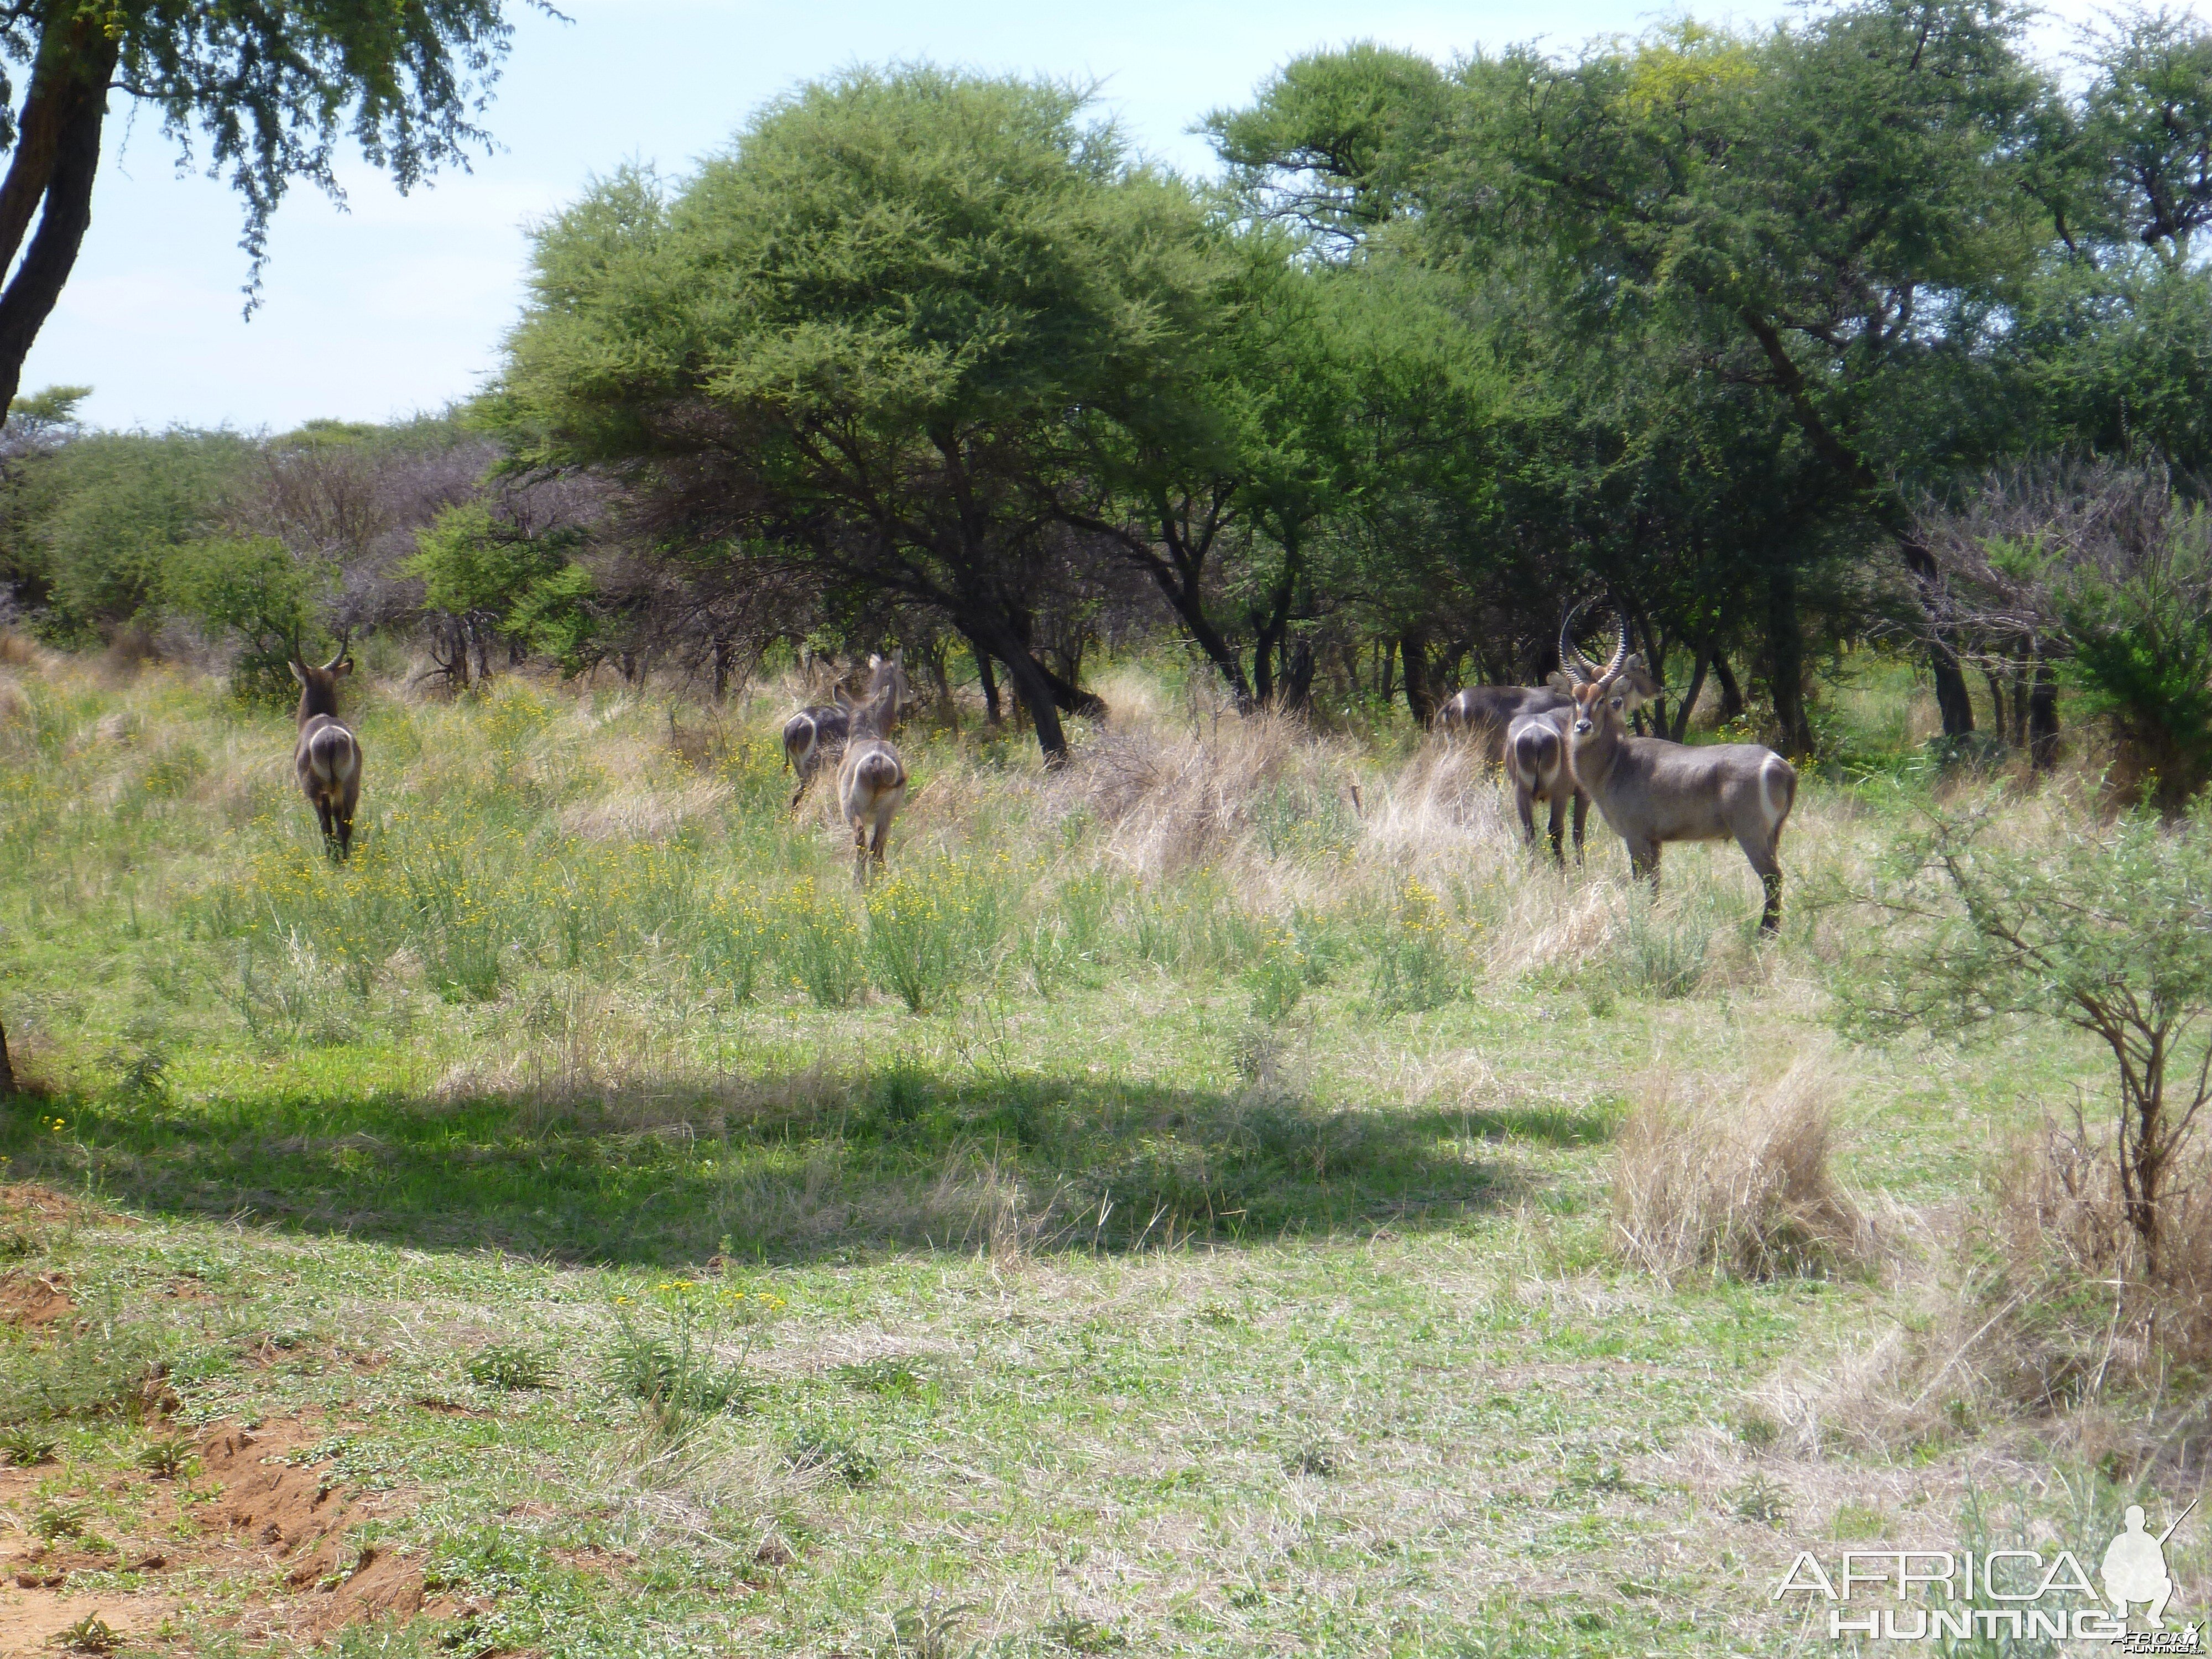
<box><xmin>1558</xmin><ymin>599</ymin><xmax>1598</xmax><ymax>684</ymax></box>
<box><xmin>1595</xmin><ymin>607</ymin><xmax>1631</xmax><ymax>687</ymax></box>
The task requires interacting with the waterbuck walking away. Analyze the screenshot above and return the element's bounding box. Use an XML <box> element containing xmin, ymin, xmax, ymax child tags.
<box><xmin>783</xmin><ymin>651</ymin><xmax>907</xmax><ymax>808</ymax></box>
<box><xmin>837</xmin><ymin>671</ymin><xmax>909</xmax><ymax>885</ymax></box>
<box><xmin>1561</xmin><ymin>607</ymin><xmax>1797</xmax><ymax>931</ymax></box>
<box><xmin>1506</xmin><ymin>707</ymin><xmax>1588</xmax><ymax>863</ymax></box>
<box><xmin>290</xmin><ymin>645</ymin><xmax>363</xmax><ymax>860</ymax></box>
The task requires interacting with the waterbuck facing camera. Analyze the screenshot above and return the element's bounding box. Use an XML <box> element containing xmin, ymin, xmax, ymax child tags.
<box><xmin>290</xmin><ymin>641</ymin><xmax>363</xmax><ymax>860</ymax></box>
<box><xmin>1559</xmin><ymin>602</ymin><xmax>1797</xmax><ymax>932</ymax></box>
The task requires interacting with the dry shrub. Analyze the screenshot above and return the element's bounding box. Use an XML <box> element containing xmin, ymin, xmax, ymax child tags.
<box><xmin>1611</xmin><ymin>1054</ymin><xmax>1873</xmax><ymax>1282</ymax></box>
<box><xmin>1752</xmin><ymin>1124</ymin><xmax>2212</xmax><ymax>1460</ymax></box>
<box><xmin>0</xmin><ymin>629</ymin><xmax>41</xmax><ymax>667</ymax></box>
<box><xmin>1057</xmin><ymin>711</ymin><xmax>1332</xmax><ymax>877</ymax></box>
<box><xmin>1991</xmin><ymin>1115</ymin><xmax>2212</xmax><ymax>1391</ymax></box>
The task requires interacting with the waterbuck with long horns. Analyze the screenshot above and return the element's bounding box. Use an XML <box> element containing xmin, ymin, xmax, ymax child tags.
<box><xmin>1506</xmin><ymin>666</ymin><xmax>1663</xmax><ymax>863</ymax></box>
<box><xmin>1440</xmin><ymin>657</ymin><xmax>1661</xmax><ymax>765</ymax></box>
<box><xmin>783</xmin><ymin>651</ymin><xmax>907</xmax><ymax>809</ymax></box>
<box><xmin>290</xmin><ymin>639</ymin><xmax>363</xmax><ymax>860</ymax></box>
<box><xmin>836</xmin><ymin>670</ymin><xmax>908</xmax><ymax>885</ymax></box>
<box><xmin>1559</xmin><ymin>605</ymin><xmax>1797</xmax><ymax>931</ymax></box>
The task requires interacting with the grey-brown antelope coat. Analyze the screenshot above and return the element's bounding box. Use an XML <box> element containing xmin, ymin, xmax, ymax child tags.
<box><xmin>1505</xmin><ymin>662</ymin><xmax>1660</xmax><ymax>863</ymax></box>
<box><xmin>291</xmin><ymin>650</ymin><xmax>362</xmax><ymax>859</ymax></box>
<box><xmin>784</xmin><ymin>651</ymin><xmax>906</xmax><ymax>808</ymax></box>
<box><xmin>1440</xmin><ymin>658</ymin><xmax>1661</xmax><ymax>765</ymax></box>
<box><xmin>1561</xmin><ymin>611</ymin><xmax>1797</xmax><ymax>931</ymax></box>
<box><xmin>837</xmin><ymin>675</ymin><xmax>907</xmax><ymax>883</ymax></box>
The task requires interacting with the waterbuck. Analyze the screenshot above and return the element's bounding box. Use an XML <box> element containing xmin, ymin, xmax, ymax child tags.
<box><xmin>1506</xmin><ymin>664</ymin><xmax>1662</xmax><ymax>863</ymax></box>
<box><xmin>836</xmin><ymin>670</ymin><xmax>908</xmax><ymax>885</ymax></box>
<box><xmin>290</xmin><ymin>643</ymin><xmax>363</xmax><ymax>860</ymax></box>
<box><xmin>1560</xmin><ymin>609</ymin><xmax>1797</xmax><ymax>931</ymax></box>
<box><xmin>1506</xmin><ymin>706</ymin><xmax>1589</xmax><ymax>863</ymax></box>
<box><xmin>1440</xmin><ymin>658</ymin><xmax>1660</xmax><ymax>765</ymax></box>
<box><xmin>783</xmin><ymin>651</ymin><xmax>907</xmax><ymax>808</ymax></box>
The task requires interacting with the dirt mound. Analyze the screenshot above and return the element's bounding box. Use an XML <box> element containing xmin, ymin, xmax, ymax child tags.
<box><xmin>203</xmin><ymin>1420</ymin><xmax>428</xmax><ymax>1635</ymax></box>
<box><xmin>0</xmin><ymin>1184</ymin><xmax>124</xmax><ymax>1227</ymax></box>
<box><xmin>0</xmin><ymin>1268</ymin><xmax>73</xmax><ymax>1326</ymax></box>
<box><xmin>0</xmin><ymin>1414</ymin><xmax>428</xmax><ymax>1650</ymax></box>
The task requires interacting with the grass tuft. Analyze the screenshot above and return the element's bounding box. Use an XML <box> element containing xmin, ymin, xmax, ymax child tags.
<box><xmin>1610</xmin><ymin>1053</ymin><xmax>1871</xmax><ymax>1282</ymax></box>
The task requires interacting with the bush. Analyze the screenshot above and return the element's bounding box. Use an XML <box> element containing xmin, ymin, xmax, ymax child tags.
<box><xmin>1920</xmin><ymin>458</ymin><xmax>2212</xmax><ymax>808</ymax></box>
<box><xmin>159</xmin><ymin>534</ymin><xmax>330</xmax><ymax>704</ymax></box>
<box><xmin>1851</xmin><ymin>798</ymin><xmax>2212</xmax><ymax>1284</ymax></box>
<box><xmin>863</xmin><ymin>857</ymin><xmax>1007</xmax><ymax>1013</ymax></box>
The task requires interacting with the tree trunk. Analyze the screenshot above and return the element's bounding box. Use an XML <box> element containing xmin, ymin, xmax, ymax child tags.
<box><xmin>1927</xmin><ymin>637</ymin><xmax>1975</xmax><ymax>737</ymax></box>
<box><xmin>1765</xmin><ymin>566</ymin><xmax>1814</xmax><ymax>757</ymax></box>
<box><xmin>1399</xmin><ymin>630</ymin><xmax>1437</xmax><ymax>727</ymax></box>
<box><xmin>1984</xmin><ymin>670</ymin><xmax>2007</xmax><ymax>745</ymax></box>
<box><xmin>1036</xmin><ymin>659</ymin><xmax>1107</xmax><ymax>720</ymax></box>
<box><xmin>1072</xmin><ymin>504</ymin><xmax>1254</xmax><ymax>709</ymax></box>
<box><xmin>1736</xmin><ymin>307</ymin><xmax>1976</xmax><ymax>738</ymax></box>
<box><xmin>1670</xmin><ymin>651</ymin><xmax>1712</xmax><ymax>743</ymax></box>
<box><xmin>0</xmin><ymin>1010</ymin><xmax>12</xmax><ymax>1096</ymax></box>
<box><xmin>711</xmin><ymin>636</ymin><xmax>733</xmax><ymax>702</ymax></box>
<box><xmin>1713</xmin><ymin>650</ymin><xmax>1745</xmax><ymax>722</ymax></box>
<box><xmin>2028</xmin><ymin>656</ymin><xmax>2060</xmax><ymax>771</ymax></box>
<box><xmin>969</xmin><ymin>641</ymin><xmax>1004</xmax><ymax>726</ymax></box>
<box><xmin>998</xmin><ymin>645</ymin><xmax>1068</xmax><ymax>763</ymax></box>
<box><xmin>1282</xmin><ymin>638</ymin><xmax>1314</xmax><ymax>714</ymax></box>
<box><xmin>0</xmin><ymin>16</ymin><xmax>121</xmax><ymax>416</ymax></box>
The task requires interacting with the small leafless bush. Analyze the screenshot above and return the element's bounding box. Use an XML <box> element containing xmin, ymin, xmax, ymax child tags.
<box><xmin>1611</xmin><ymin>1055</ymin><xmax>1874</xmax><ymax>1282</ymax></box>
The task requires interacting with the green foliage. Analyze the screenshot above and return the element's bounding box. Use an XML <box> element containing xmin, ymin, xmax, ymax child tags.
<box><xmin>404</xmin><ymin>502</ymin><xmax>598</xmax><ymax>671</ymax></box>
<box><xmin>6</xmin><ymin>431</ymin><xmax>251</xmax><ymax>638</ymax></box>
<box><xmin>160</xmin><ymin>534</ymin><xmax>329</xmax><ymax>702</ymax></box>
<box><xmin>0</xmin><ymin>1421</ymin><xmax>56</xmax><ymax>1466</ymax></box>
<box><xmin>135</xmin><ymin>1433</ymin><xmax>195</xmax><ymax>1478</ymax></box>
<box><xmin>468</xmin><ymin>1342</ymin><xmax>556</xmax><ymax>1390</ymax></box>
<box><xmin>862</xmin><ymin>857</ymin><xmax>1009</xmax><ymax>1013</ymax></box>
<box><xmin>21</xmin><ymin>1</ymin><xmax>539</xmax><ymax>290</ymax></box>
<box><xmin>2055</xmin><ymin>526</ymin><xmax>2212</xmax><ymax>811</ymax></box>
<box><xmin>8</xmin><ymin>384</ymin><xmax>90</xmax><ymax>430</ymax></box>
<box><xmin>1850</xmin><ymin>799</ymin><xmax>2212</xmax><ymax>1272</ymax></box>
<box><xmin>492</xmin><ymin>64</ymin><xmax>1245</xmax><ymax>755</ymax></box>
<box><xmin>1365</xmin><ymin>879</ymin><xmax>1461</xmax><ymax>1014</ymax></box>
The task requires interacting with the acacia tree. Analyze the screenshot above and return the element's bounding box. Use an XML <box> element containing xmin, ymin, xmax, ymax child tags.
<box><xmin>492</xmin><ymin>67</ymin><xmax>1237</xmax><ymax>759</ymax></box>
<box><xmin>0</xmin><ymin>1</ymin><xmax>542</xmax><ymax>415</ymax></box>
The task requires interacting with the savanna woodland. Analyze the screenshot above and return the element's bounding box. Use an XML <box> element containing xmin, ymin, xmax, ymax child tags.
<box><xmin>4</xmin><ymin>1</ymin><xmax>2212</xmax><ymax>1653</ymax></box>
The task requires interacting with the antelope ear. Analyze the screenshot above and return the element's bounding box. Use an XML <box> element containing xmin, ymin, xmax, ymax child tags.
<box><xmin>331</xmin><ymin>658</ymin><xmax>354</xmax><ymax>679</ymax></box>
<box><xmin>1544</xmin><ymin>669</ymin><xmax>1573</xmax><ymax>693</ymax></box>
<box><xmin>891</xmin><ymin>649</ymin><xmax>902</xmax><ymax>667</ymax></box>
<box><xmin>289</xmin><ymin>661</ymin><xmax>307</xmax><ymax>686</ymax></box>
<box><xmin>868</xmin><ymin>654</ymin><xmax>883</xmax><ymax>670</ymax></box>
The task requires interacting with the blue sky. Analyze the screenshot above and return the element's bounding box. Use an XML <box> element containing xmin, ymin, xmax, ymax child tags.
<box><xmin>24</xmin><ymin>0</ymin><xmax>2110</xmax><ymax>431</ymax></box>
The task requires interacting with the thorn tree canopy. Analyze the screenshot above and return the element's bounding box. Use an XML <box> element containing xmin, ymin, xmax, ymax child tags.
<box><xmin>0</xmin><ymin>0</ymin><xmax>552</xmax><ymax>418</ymax></box>
<box><xmin>489</xmin><ymin>65</ymin><xmax>1249</xmax><ymax>760</ymax></box>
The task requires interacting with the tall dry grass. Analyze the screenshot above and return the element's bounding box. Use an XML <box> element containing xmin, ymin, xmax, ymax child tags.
<box><xmin>1610</xmin><ymin>1053</ymin><xmax>1875</xmax><ymax>1282</ymax></box>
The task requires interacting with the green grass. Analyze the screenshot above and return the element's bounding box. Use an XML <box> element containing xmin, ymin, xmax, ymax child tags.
<box><xmin>0</xmin><ymin>646</ymin><xmax>2179</xmax><ymax>1657</ymax></box>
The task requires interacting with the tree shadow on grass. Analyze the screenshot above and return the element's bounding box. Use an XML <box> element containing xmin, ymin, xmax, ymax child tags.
<box><xmin>0</xmin><ymin>1065</ymin><xmax>1613</xmax><ymax>1266</ymax></box>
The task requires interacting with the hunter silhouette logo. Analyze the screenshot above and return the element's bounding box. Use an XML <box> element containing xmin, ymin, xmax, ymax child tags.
<box><xmin>2105</xmin><ymin>1501</ymin><xmax>2193</xmax><ymax>1630</ymax></box>
<box><xmin>1773</xmin><ymin>1498</ymin><xmax>2201</xmax><ymax>1646</ymax></box>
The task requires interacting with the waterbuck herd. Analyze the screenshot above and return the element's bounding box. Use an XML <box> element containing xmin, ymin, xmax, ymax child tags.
<box><xmin>284</xmin><ymin>602</ymin><xmax>1798</xmax><ymax>928</ymax></box>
